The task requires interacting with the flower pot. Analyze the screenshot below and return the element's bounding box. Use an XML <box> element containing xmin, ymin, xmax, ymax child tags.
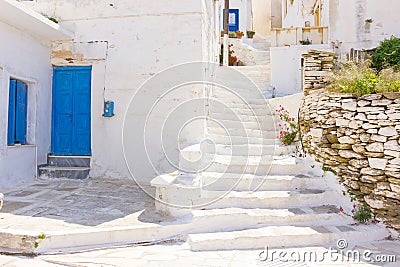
<box><xmin>246</xmin><ymin>31</ymin><xmax>255</xmax><ymax>39</ymax></box>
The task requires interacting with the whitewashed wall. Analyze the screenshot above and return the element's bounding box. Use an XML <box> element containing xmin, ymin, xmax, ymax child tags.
<box><xmin>282</xmin><ymin>0</ymin><xmax>315</xmax><ymax>28</ymax></box>
<box><xmin>252</xmin><ymin>0</ymin><xmax>272</xmax><ymax>38</ymax></box>
<box><xmin>26</xmin><ymin>0</ymin><xmax>219</xmax><ymax>184</ymax></box>
<box><xmin>0</xmin><ymin>20</ymin><xmax>52</xmax><ymax>189</ymax></box>
<box><xmin>270</xmin><ymin>44</ymin><xmax>331</xmax><ymax>95</ymax></box>
<box><xmin>282</xmin><ymin>0</ymin><xmax>400</xmax><ymax>51</ymax></box>
<box><xmin>330</xmin><ymin>0</ymin><xmax>400</xmax><ymax>51</ymax></box>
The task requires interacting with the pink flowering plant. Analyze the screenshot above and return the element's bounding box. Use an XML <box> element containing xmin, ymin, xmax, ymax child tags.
<box><xmin>276</xmin><ymin>105</ymin><xmax>298</xmax><ymax>145</ymax></box>
<box><xmin>339</xmin><ymin>192</ymin><xmax>372</xmax><ymax>224</ymax></box>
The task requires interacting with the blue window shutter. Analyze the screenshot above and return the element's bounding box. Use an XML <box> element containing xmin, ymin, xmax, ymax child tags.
<box><xmin>7</xmin><ymin>80</ymin><xmax>17</xmax><ymax>145</ymax></box>
<box><xmin>15</xmin><ymin>81</ymin><xmax>28</xmax><ymax>145</ymax></box>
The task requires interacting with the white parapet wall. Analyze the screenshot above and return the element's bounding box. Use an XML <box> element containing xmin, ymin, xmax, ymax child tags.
<box><xmin>270</xmin><ymin>44</ymin><xmax>332</xmax><ymax>96</ymax></box>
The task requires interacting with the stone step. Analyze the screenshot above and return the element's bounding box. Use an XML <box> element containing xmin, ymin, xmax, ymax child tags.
<box><xmin>206</xmin><ymin>120</ymin><xmax>275</xmax><ymax>131</ymax></box>
<box><xmin>206</xmin><ymin>127</ymin><xmax>276</xmax><ymax>138</ymax></box>
<box><xmin>212</xmin><ymin>83</ymin><xmax>269</xmax><ymax>93</ymax></box>
<box><xmin>209</xmin><ymin>144</ymin><xmax>295</xmax><ymax>156</ymax></box>
<box><xmin>211</xmin><ymin>97</ymin><xmax>270</xmax><ymax>106</ymax></box>
<box><xmin>38</xmin><ymin>166</ymin><xmax>90</xmax><ymax>180</ymax></box>
<box><xmin>190</xmin><ymin>206</ymin><xmax>352</xmax><ymax>232</ymax></box>
<box><xmin>208</xmin><ymin>112</ymin><xmax>275</xmax><ymax>123</ymax></box>
<box><xmin>205</xmin><ymin>133</ymin><xmax>277</xmax><ymax>145</ymax></box>
<box><xmin>198</xmin><ymin>189</ymin><xmax>336</xmax><ymax>209</ymax></box>
<box><xmin>203</xmin><ymin>156</ymin><xmax>305</xmax><ymax>175</ymax></box>
<box><xmin>209</xmin><ymin>107</ymin><xmax>273</xmax><ymax>116</ymax></box>
<box><xmin>213</xmin><ymin>91</ymin><xmax>267</xmax><ymax>100</ymax></box>
<box><xmin>187</xmin><ymin>224</ymin><xmax>389</xmax><ymax>251</ymax></box>
<box><xmin>48</xmin><ymin>155</ymin><xmax>91</xmax><ymax>167</ymax></box>
<box><xmin>205</xmin><ymin>154</ymin><xmax>277</xmax><ymax>165</ymax></box>
<box><xmin>201</xmin><ymin>173</ymin><xmax>327</xmax><ymax>191</ymax></box>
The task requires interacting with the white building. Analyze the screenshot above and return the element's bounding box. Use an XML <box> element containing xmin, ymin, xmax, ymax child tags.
<box><xmin>0</xmin><ymin>0</ymin><xmax>72</xmax><ymax>189</ymax></box>
<box><xmin>271</xmin><ymin>0</ymin><xmax>400</xmax><ymax>95</ymax></box>
<box><xmin>220</xmin><ymin>0</ymin><xmax>283</xmax><ymax>40</ymax></box>
<box><xmin>0</xmin><ymin>0</ymin><xmax>220</xmax><ymax>189</ymax></box>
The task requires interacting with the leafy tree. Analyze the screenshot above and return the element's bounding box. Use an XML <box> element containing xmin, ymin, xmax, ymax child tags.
<box><xmin>371</xmin><ymin>36</ymin><xmax>400</xmax><ymax>71</ymax></box>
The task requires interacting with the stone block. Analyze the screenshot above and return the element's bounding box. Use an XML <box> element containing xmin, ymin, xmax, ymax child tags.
<box><xmin>368</xmin><ymin>158</ymin><xmax>387</xmax><ymax>170</ymax></box>
<box><xmin>342</xmin><ymin>101</ymin><xmax>357</xmax><ymax>111</ymax></box>
<box><xmin>357</xmin><ymin>100</ymin><xmax>371</xmax><ymax>107</ymax></box>
<box><xmin>359</xmin><ymin>133</ymin><xmax>370</xmax><ymax>143</ymax></box>
<box><xmin>359</xmin><ymin>94</ymin><xmax>383</xmax><ymax>101</ymax></box>
<box><xmin>339</xmin><ymin>150</ymin><xmax>364</xmax><ymax>159</ymax></box>
<box><xmin>371</xmin><ymin>99</ymin><xmax>393</xmax><ymax>106</ymax></box>
<box><xmin>364</xmin><ymin>152</ymin><xmax>384</xmax><ymax>158</ymax></box>
<box><xmin>378</xmin><ymin>127</ymin><xmax>397</xmax><ymax>136</ymax></box>
<box><xmin>384</xmin><ymin>150</ymin><xmax>400</xmax><ymax>158</ymax></box>
<box><xmin>348</xmin><ymin>120</ymin><xmax>363</xmax><ymax>129</ymax></box>
<box><xmin>352</xmin><ymin>144</ymin><xmax>366</xmax><ymax>154</ymax></box>
<box><xmin>384</xmin><ymin>140</ymin><xmax>400</xmax><ymax>151</ymax></box>
<box><xmin>336</xmin><ymin>118</ymin><xmax>349</xmax><ymax>127</ymax></box>
<box><xmin>361</xmin><ymin>167</ymin><xmax>385</xmax><ymax>176</ymax></box>
<box><xmin>331</xmin><ymin>143</ymin><xmax>352</xmax><ymax>149</ymax></box>
<box><xmin>338</xmin><ymin>136</ymin><xmax>356</xmax><ymax>144</ymax></box>
<box><xmin>362</xmin><ymin>123</ymin><xmax>378</xmax><ymax>129</ymax></box>
<box><xmin>349</xmin><ymin>159</ymin><xmax>369</xmax><ymax>168</ymax></box>
<box><xmin>365</xmin><ymin>142</ymin><xmax>384</xmax><ymax>153</ymax></box>
<box><xmin>371</xmin><ymin>135</ymin><xmax>387</xmax><ymax>143</ymax></box>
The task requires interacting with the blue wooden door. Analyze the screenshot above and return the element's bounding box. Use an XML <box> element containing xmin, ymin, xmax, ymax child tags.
<box><xmin>223</xmin><ymin>9</ymin><xmax>239</xmax><ymax>32</ymax></box>
<box><xmin>52</xmin><ymin>66</ymin><xmax>91</xmax><ymax>156</ymax></box>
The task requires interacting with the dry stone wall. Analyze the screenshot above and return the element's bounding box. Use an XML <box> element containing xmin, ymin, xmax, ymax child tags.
<box><xmin>303</xmin><ymin>50</ymin><xmax>337</xmax><ymax>94</ymax></box>
<box><xmin>300</xmin><ymin>88</ymin><xmax>400</xmax><ymax>231</ymax></box>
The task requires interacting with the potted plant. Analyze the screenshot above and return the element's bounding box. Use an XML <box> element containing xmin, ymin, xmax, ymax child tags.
<box><xmin>246</xmin><ymin>30</ymin><xmax>255</xmax><ymax>39</ymax></box>
<box><xmin>236</xmin><ymin>30</ymin><xmax>244</xmax><ymax>39</ymax></box>
<box><xmin>228</xmin><ymin>31</ymin><xmax>236</xmax><ymax>38</ymax></box>
<box><xmin>299</xmin><ymin>38</ymin><xmax>312</xmax><ymax>45</ymax></box>
<box><xmin>365</xmin><ymin>18</ymin><xmax>373</xmax><ymax>33</ymax></box>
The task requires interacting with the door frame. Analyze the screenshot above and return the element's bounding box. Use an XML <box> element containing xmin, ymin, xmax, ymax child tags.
<box><xmin>51</xmin><ymin>66</ymin><xmax>92</xmax><ymax>156</ymax></box>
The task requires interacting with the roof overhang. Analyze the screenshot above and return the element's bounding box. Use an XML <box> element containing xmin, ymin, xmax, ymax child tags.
<box><xmin>0</xmin><ymin>0</ymin><xmax>73</xmax><ymax>42</ymax></box>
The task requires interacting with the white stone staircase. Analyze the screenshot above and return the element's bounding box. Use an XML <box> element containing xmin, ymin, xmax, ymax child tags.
<box><xmin>151</xmin><ymin>89</ymin><xmax>390</xmax><ymax>251</ymax></box>
<box><xmin>228</xmin><ymin>39</ymin><xmax>272</xmax><ymax>97</ymax></box>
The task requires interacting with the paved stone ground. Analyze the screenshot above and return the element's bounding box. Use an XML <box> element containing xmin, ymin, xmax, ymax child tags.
<box><xmin>0</xmin><ymin>177</ymin><xmax>399</xmax><ymax>266</ymax></box>
<box><xmin>0</xmin><ymin>177</ymin><xmax>163</xmax><ymax>232</ymax></box>
<box><xmin>0</xmin><ymin>240</ymin><xmax>399</xmax><ymax>266</ymax></box>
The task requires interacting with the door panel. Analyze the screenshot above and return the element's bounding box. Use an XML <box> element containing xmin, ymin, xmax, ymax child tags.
<box><xmin>52</xmin><ymin>66</ymin><xmax>92</xmax><ymax>156</ymax></box>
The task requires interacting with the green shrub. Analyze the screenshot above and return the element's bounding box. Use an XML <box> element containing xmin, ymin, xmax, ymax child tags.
<box><xmin>371</xmin><ymin>36</ymin><xmax>400</xmax><ymax>71</ymax></box>
<box><xmin>328</xmin><ymin>61</ymin><xmax>400</xmax><ymax>96</ymax></box>
<box><xmin>353</xmin><ymin>203</ymin><xmax>372</xmax><ymax>223</ymax></box>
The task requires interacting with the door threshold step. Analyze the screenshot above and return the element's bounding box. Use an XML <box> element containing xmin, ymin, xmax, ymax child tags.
<box><xmin>38</xmin><ymin>166</ymin><xmax>90</xmax><ymax>180</ymax></box>
<box><xmin>48</xmin><ymin>155</ymin><xmax>91</xmax><ymax>167</ymax></box>
<box><xmin>48</xmin><ymin>155</ymin><xmax>91</xmax><ymax>158</ymax></box>
<box><xmin>39</xmin><ymin>166</ymin><xmax>90</xmax><ymax>171</ymax></box>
